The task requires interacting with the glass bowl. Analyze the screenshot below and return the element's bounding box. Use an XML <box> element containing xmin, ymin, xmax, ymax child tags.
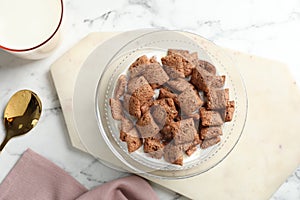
<box><xmin>95</xmin><ymin>30</ymin><xmax>247</xmax><ymax>179</ymax></box>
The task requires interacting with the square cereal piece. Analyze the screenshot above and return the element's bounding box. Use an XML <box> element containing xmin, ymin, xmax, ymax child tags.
<box><xmin>121</xmin><ymin>117</ymin><xmax>134</xmax><ymax>133</ymax></box>
<box><xmin>167</xmin><ymin>78</ymin><xmax>194</xmax><ymax>92</ymax></box>
<box><xmin>129</xmin><ymin>56</ymin><xmax>162</xmax><ymax>78</ymax></box>
<box><xmin>127</xmin><ymin>76</ymin><xmax>154</xmax><ymax>102</ymax></box>
<box><xmin>200</xmin><ymin>126</ymin><xmax>222</xmax><ymax>140</ymax></box>
<box><xmin>114</xmin><ymin>75</ymin><xmax>127</xmax><ymax>99</ymax></box>
<box><xmin>161</xmin><ymin>55</ymin><xmax>185</xmax><ymax>75</ymax></box>
<box><xmin>183</xmin><ymin>128</ymin><xmax>201</xmax><ymax>156</ymax></box>
<box><xmin>173</xmin><ymin>118</ymin><xmax>197</xmax><ymax>145</ymax></box>
<box><xmin>198</xmin><ymin>60</ymin><xmax>216</xmax><ymax>75</ymax></box>
<box><xmin>167</xmin><ymin>49</ymin><xmax>199</xmax><ymax>65</ymax></box>
<box><xmin>190</xmin><ymin>65</ymin><xmax>212</xmax><ymax>92</ymax></box>
<box><xmin>124</xmin><ymin>128</ymin><xmax>143</xmax><ymax>153</ymax></box>
<box><xmin>127</xmin><ymin>76</ymin><xmax>148</xmax><ymax>93</ymax></box>
<box><xmin>163</xmin><ymin>142</ymin><xmax>183</xmax><ymax>165</ymax></box>
<box><xmin>129</xmin><ymin>55</ymin><xmax>150</xmax><ymax>71</ymax></box>
<box><xmin>150</xmin><ymin>104</ymin><xmax>167</xmax><ymax>129</ymax></box>
<box><xmin>210</xmin><ymin>75</ymin><xmax>226</xmax><ymax>89</ymax></box>
<box><xmin>190</xmin><ymin>65</ymin><xmax>225</xmax><ymax>92</ymax></box>
<box><xmin>144</xmin><ymin>137</ymin><xmax>164</xmax><ymax>154</ymax></box>
<box><xmin>132</xmin><ymin>87</ymin><xmax>153</xmax><ymax>103</ymax></box>
<box><xmin>128</xmin><ymin>95</ymin><xmax>141</xmax><ymax>119</ymax></box>
<box><xmin>136</xmin><ymin>111</ymin><xmax>160</xmax><ymax>138</ymax></box>
<box><xmin>142</xmin><ymin>63</ymin><xmax>169</xmax><ymax>86</ymax></box>
<box><xmin>161</xmin><ymin>52</ymin><xmax>196</xmax><ymax>77</ymax></box>
<box><xmin>163</xmin><ymin>65</ymin><xmax>185</xmax><ymax>79</ymax></box>
<box><xmin>201</xmin><ymin>136</ymin><xmax>221</xmax><ymax>149</ymax></box>
<box><xmin>225</xmin><ymin>100</ymin><xmax>235</xmax><ymax>122</ymax></box>
<box><xmin>200</xmin><ymin>108</ymin><xmax>224</xmax><ymax>126</ymax></box>
<box><xmin>151</xmin><ymin>98</ymin><xmax>178</xmax><ymax>126</ymax></box>
<box><xmin>129</xmin><ymin>65</ymin><xmax>146</xmax><ymax>78</ymax></box>
<box><xmin>207</xmin><ymin>89</ymin><xmax>227</xmax><ymax>110</ymax></box>
<box><xmin>178</xmin><ymin>87</ymin><xmax>203</xmax><ymax>115</ymax></box>
<box><xmin>109</xmin><ymin>98</ymin><xmax>123</xmax><ymax>121</ymax></box>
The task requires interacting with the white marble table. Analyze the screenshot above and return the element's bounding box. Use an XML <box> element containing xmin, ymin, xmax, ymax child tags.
<box><xmin>0</xmin><ymin>0</ymin><xmax>300</xmax><ymax>199</ymax></box>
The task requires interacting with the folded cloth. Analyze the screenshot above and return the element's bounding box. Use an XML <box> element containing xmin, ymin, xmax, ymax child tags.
<box><xmin>0</xmin><ymin>149</ymin><xmax>159</xmax><ymax>200</ymax></box>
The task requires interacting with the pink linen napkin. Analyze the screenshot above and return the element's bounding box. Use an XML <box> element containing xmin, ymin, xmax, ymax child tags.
<box><xmin>0</xmin><ymin>149</ymin><xmax>159</xmax><ymax>200</ymax></box>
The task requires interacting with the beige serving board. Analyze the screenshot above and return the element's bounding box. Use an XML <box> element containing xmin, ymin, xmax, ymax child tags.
<box><xmin>50</xmin><ymin>32</ymin><xmax>300</xmax><ymax>200</ymax></box>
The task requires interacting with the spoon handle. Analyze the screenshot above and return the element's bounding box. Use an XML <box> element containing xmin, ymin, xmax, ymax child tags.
<box><xmin>0</xmin><ymin>136</ymin><xmax>10</xmax><ymax>152</ymax></box>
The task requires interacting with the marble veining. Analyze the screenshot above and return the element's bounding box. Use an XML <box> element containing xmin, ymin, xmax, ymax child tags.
<box><xmin>0</xmin><ymin>0</ymin><xmax>300</xmax><ymax>199</ymax></box>
<box><xmin>83</xmin><ymin>10</ymin><xmax>115</xmax><ymax>26</ymax></box>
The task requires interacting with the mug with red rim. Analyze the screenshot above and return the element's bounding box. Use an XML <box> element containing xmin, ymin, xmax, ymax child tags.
<box><xmin>0</xmin><ymin>0</ymin><xmax>63</xmax><ymax>60</ymax></box>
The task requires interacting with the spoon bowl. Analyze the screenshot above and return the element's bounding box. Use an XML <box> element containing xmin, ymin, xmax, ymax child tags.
<box><xmin>0</xmin><ymin>90</ymin><xmax>42</xmax><ymax>152</ymax></box>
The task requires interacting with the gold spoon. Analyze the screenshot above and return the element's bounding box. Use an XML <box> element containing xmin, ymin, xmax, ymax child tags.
<box><xmin>0</xmin><ymin>90</ymin><xmax>42</xmax><ymax>152</ymax></box>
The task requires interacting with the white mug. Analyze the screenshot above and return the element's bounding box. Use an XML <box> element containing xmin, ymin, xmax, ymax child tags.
<box><xmin>0</xmin><ymin>0</ymin><xmax>63</xmax><ymax>60</ymax></box>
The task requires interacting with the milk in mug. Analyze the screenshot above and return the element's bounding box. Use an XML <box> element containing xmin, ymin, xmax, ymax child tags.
<box><xmin>0</xmin><ymin>0</ymin><xmax>63</xmax><ymax>59</ymax></box>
